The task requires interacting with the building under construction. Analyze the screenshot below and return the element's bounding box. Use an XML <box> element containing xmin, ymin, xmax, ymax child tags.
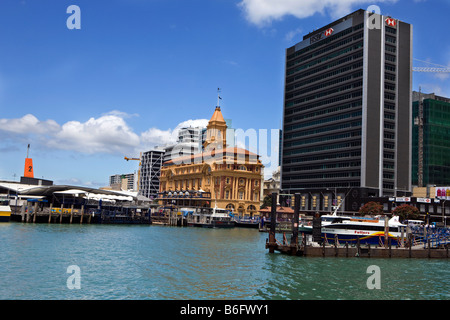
<box><xmin>412</xmin><ymin>91</ymin><xmax>450</xmax><ymax>187</ymax></box>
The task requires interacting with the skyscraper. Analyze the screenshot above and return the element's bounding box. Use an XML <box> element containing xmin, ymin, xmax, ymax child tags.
<box><xmin>412</xmin><ymin>91</ymin><xmax>450</xmax><ymax>187</ymax></box>
<box><xmin>281</xmin><ymin>9</ymin><xmax>412</xmax><ymax>198</ymax></box>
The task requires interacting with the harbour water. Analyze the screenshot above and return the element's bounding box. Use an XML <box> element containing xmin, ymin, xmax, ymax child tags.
<box><xmin>0</xmin><ymin>223</ymin><xmax>448</xmax><ymax>300</ymax></box>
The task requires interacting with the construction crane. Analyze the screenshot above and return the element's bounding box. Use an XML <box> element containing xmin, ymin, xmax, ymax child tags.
<box><xmin>413</xmin><ymin>59</ymin><xmax>450</xmax><ymax>73</ymax></box>
<box><xmin>124</xmin><ymin>153</ymin><xmax>142</xmax><ymax>191</ymax></box>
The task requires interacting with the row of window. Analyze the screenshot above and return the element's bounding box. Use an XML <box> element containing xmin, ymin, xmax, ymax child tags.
<box><xmin>283</xmin><ymin>161</ymin><xmax>361</xmax><ymax>173</ymax></box>
<box><xmin>286</xmin><ymin>87</ymin><xmax>363</xmax><ymax>112</ymax></box>
<box><xmin>286</xmin><ymin>72</ymin><xmax>362</xmax><ymax>100</ymax></box>
<box><xmin>286</xmin><ymin>52</ymin><xmax>363</xmax><ymax>86</ymax></box>
<box><xmin>283</xmin><ymin>181</ymin><xmax>361</xmax><ymax>189</ymax></box>
<box><xmin>284</xmin><ymin>121</ymin><xmax>362</xmax><ymax>141</ymax></box>
<box><xmin>286</xmin><ymin>63</ymin><xmax>362</xmax><ymax>93</ymax></box>
<box><xmin>287</xmin><ymin>42</ymin><xmax>363</xmax><ymax>76</ymax></box>
<box><xmin>284</xmin><ymin>131</ymin><xmax>361</xmax><ymax>149</ymax></box>
<box><xmin>285</xmin><ymin>101</ymin><xmax>362</xmax><ymax>125</ymax></box>
<box><xmin>287</xmin><ymin>24</ymin><xmax>363</xmax><ymax>61</ymax></box>
<box><xmin>284</xmin><ymin>171</ymin><xmax>361</xmax><ymax>181</ymax></box>
<box><xmin>286</xmin><ymin>110</ymin><xmax>363</xmax><ymax>132</ymax></box>
<box><xmin>284</xmin><ymin>140</ymin><xmax>362</xmax><ymax>156</ymax></box>
<box><xmin>287</xmin><ymin>31</ymin><xmax>363</xmax><ymax>68</ymax></box>
<box><xmin>283</xmin><ymin>151</ymin><xmax>362</xmax><ymax>165</ymax></box>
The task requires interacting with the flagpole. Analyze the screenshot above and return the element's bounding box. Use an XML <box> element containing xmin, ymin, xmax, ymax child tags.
<box><xmin>217</xmin><ymin>88</ymin><xmax>221</xmax><ymax>107</ymax></box>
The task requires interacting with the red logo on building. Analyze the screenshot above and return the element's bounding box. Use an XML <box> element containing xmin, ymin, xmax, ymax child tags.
<box><xmin>385</xmin><ymin>18</ymin><xmax>396</xmax><ymax>27</ymax></box>
<box><xmin>325</xmin><ymin>28</ymin><xmax>334</xmax><ymax>37</ymax></box>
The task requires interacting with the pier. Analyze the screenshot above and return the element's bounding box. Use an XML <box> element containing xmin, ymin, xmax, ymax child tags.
<box><xmin>265</xmin><ymin>193</ymin><xmax>450</xmax><ymax>259</ymax></box>
<box><xmin>10</xmin><ymin>202</ymin><xmax>153</xmax><ymax>225</ymax></box>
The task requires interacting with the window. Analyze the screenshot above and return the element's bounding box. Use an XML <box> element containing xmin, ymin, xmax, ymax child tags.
<box><xmin>239</xmin><ymin>191</ymin><xmax>244</xmax><ymax>200</ymax></box>
<box><xmin>225</xmin><ymin>190</ymin><xmax>230</xmax><ymax>200</ymax></box>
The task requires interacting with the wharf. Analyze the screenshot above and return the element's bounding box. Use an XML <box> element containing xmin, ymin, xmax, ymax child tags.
<box><xmin>267</xmin><ymin>239</ymin><xmax>449</xmax><ymax>259</ymax></box>
<box><xmin>265</xmin><ymin>192</ymin><xmax>449</xmax><ymax>259</ymax></box>
<box><xmin>10</xmin><ymin>204</ymin><xmax>151</xmax><ymax>225</ymax></box>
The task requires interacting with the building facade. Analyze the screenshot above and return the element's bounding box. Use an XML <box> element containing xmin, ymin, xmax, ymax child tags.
<box><xmin>158</xmin><ymin>107</ymin><xmax>264</xmax><ymax>217</ymax></box>
<box><xmin>412</xmin><ymin>91</ymin><xmax>450</xmax><ymax>187</ymax></box>
<box><xmin>163</xmin><ymin>126</ymin><xmax>206</xmax><ymax>163</ymax></box>
<box><xmin>109</xmin><ymin>173</ymin><xmax>137</xmax><ymax>191</ymax></box>
<box><xmin>139</xmin><ymin>149</ymin><xmax>165</xmax><ymax>200</ymax></box>
<box><xmin>281</xmin><ymin>9</ymin><xmax>412</xmax><ymax>198</ymax></box>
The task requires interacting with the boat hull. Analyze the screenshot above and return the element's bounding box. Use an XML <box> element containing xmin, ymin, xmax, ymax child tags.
<box><xmin>188</xmin><ymin>221</ymin><xmax>235</xmax><ymax>228</ymax></box>
<box><xmin>0</xmin><ymin>206</ymin><xmax>11</xmax><ymax>223</ymax></box>
<box><xmin>322</xmin><ymin>231</ymin><xmax>401</xmax><ymax>246</ymax></box>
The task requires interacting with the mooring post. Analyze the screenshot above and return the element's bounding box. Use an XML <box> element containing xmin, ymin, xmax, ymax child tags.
<box><xmin>290</xmin><ymin>193</ymin><xmax>300</xmax><ymax>255</ymax></box>
<box><xmin>70</xmin><ymin>204</ymin><xmax>74</xmax><ymax>224</ymax></box>
<box><xmin>389</xmin><ymin>238</ymin><xmax>392</xmax><ymax>258</ymax></box>
<box><xmin>80</xmin><ymin>205</ymin><xmax>84</xmax><ymax>224</ymax></box>
<box><xmin>268</xmin><ymin>192</ymin><xmax>277</xmax><ymax>253</ymax></box>
<box><xmin>356</xmin><ymin>237</ymin><xmax>360</xmax><ymax>257</ymax></box>
<box><xmin>33</xmin><ymin>202</ymin><xmax>38</xmax><ymax>223</ymax></box>
<box><xmin>48</xmin><ymin>203</ymin><xmax>53</xmax><ymax>223</ymax></box>
<box><xmin>408</xmin><ymin>234</ymin><xmax>412</xmax><ymax>258</ymax></box>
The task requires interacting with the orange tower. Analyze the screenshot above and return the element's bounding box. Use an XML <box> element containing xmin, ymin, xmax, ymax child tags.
<box><xmin>24</xmin><ymin>144</ymin><xmax>34</xmax><ymax>178</ymax></box>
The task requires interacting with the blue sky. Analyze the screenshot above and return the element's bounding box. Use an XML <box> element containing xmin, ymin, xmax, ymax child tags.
<box><xmin>0</xmin><ymin>0</ymin><xmax>449</xmax><ymax>188</ymax></box>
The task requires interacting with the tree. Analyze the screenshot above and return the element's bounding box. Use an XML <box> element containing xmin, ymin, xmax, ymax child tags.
<box><xmin>392</xmin><ymin>204</ymin><xmax>420</xmax><ymax>222</ymax></box>
<box><xmin>359</xmin><ymin>201</ymin><xmax>384</xmax><ymax>216</ymax></box>
<box><xmin>260</xmin><ymin>195</ymin><xmax>272</xmax><ymax>209</ymax></box>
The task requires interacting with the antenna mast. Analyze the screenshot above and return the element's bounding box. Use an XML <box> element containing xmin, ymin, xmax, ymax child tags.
<box><xmin>217</xmin><ymin>88</ymin><xmax>221</xmax><ymax>107</ymax></box>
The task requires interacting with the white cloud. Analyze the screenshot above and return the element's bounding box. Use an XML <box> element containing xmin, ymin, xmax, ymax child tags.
<box><xmin>0</xmin><ymin>114</ymin><xmax>60</xmax><ymax>135</ymax></box>
<box><xmin>0</xmin><ymin>113</ymin><xmax>209</xmax><ymax>156</ymax></box>
<box><xmin>238</xmin><ymin>0</ymin><xmax>397</xmax><ymax>26</ymax></box>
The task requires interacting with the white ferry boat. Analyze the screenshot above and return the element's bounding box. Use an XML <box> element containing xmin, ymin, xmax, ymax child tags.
<box><xmin>0</xmin><ymin>199</ymin><xmax>11</xmax><ymax>222</ymax></box>
<box><xmin>187</xmin><ymin>206</ymin><xmax>235</xmax><ymax>228</ymax></box>
<box><xmin>321</xmin><ymin>215</ymin><xmax>407</xmax><ymax>245</ymax></box>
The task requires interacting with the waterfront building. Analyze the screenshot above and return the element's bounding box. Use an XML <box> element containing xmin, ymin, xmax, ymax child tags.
<box><xmin>262</xmin><ymin>166</ymin><xmax>280</xmax><ymax>200</ymax></box>
<box><xmin>158</xmin><ymin>106</ymin><xmax>264</xmax><ymax>217</ymax></box>
<box><xmin>412</xmin><ymin>91</ymin><xmax>450</xmax><ymax>187</ymax></box>
<box><xmin>281</xmin><ymin>9</ymin><xmax>413</xmax><ymax>202</ymax></box>
<box><xmin>139</xmin><ymin>149</ymin><xmax>165</xmax><ymax>200</ymax></box>
<box><xmin>163</xmin><ymin>126</ymin><xmax>206</xmax><ymax>163</ymax></box>
<box><xmin>109</xmin><ymin>173</ymin><xmax>137</xmax><ymax>191</ymax></box>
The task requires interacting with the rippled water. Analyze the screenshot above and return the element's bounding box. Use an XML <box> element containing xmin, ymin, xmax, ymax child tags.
<box><xmin>0</xmin><ymin>223</ymin><xmax>448</xmax><ymax>300</ymax></box>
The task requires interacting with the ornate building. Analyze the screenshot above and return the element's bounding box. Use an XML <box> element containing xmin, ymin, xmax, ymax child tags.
<box><xmin>158</xmin><ymin>106</ymin><xmax>264</xmax><ymax>217</ymax></box>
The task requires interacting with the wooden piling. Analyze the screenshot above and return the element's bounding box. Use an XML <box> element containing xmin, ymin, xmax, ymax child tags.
<box><xmin>48</xmin><ymin>204</ymin><xmax>53</xmax><ymax>223</ymax></box>
<box><xmin>70</xmin><ymin>205</ymin><xmax>74</xmax><ymax>224</ymax></box>
<box><xmin>59</xmin><ymin>204</ymin><xmax>63</xmax><ymax>223</ymax></box>
<box><xmin>21</xmin><ymin>205</ymin><xmax>25</xmax><ymax>222</ymax></box>
<box><xmin>33</xmin><ymin>202</ymin><xmax>38</xmax><ymax>223</ymax></box>
<box><xmin>267</xmin><ymin>192</ymin><xmax>277</xmax><ymax>254</ymax></box>
<box><xmin>80</xmin><ymin>205</ymin><xmax>84</xmax><ymax>224</ymax></box>
<box><xmin>289</xmin><ymin>194</ymin><xmax>300</xmax><ymax>255</ymax></box>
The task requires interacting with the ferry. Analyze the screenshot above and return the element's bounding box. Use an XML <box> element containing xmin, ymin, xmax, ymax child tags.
<box><xmin>187</xmin><ymin>206</ymin><xmax>235</xmax><ymax>228</ymax></box>
<box><xmin>0</xmin><ymin>199</ymin><xmax>11</xmax><ymax>222</ymax></box>
<box><xmin>321</xmin><ymin>215</ymin><xmax>407</xmax><ymax>245</ymax></box>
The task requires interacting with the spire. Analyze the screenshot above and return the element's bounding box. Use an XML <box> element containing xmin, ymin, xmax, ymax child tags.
<box><xmin>203</xmin><ymin>90</ymin><xmax>228</xmax><ymax>150</ymax></box>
